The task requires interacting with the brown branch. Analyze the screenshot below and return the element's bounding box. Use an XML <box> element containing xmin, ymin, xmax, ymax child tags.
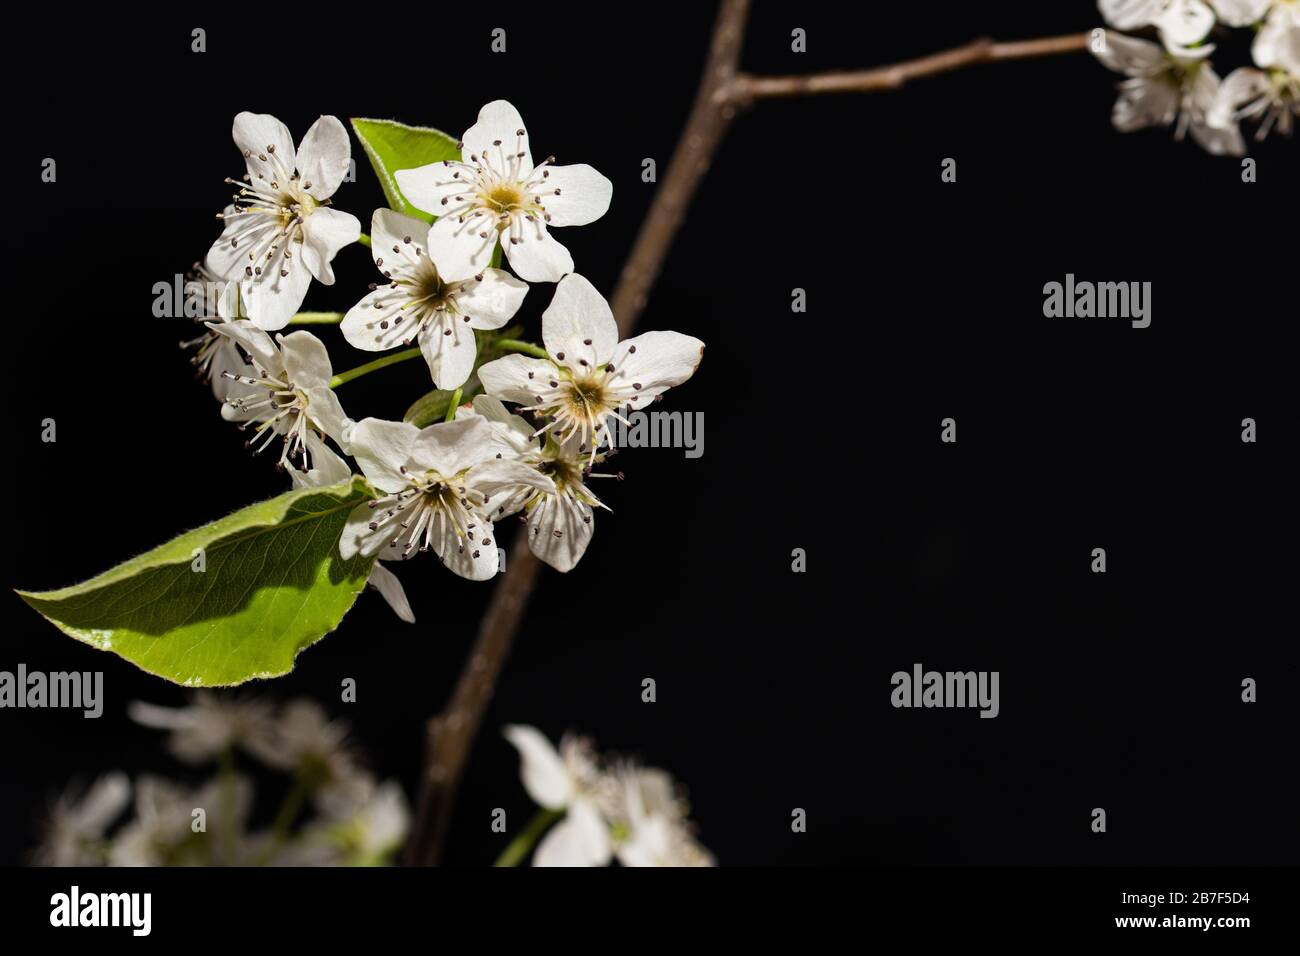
<box><xmin>403</xmin><ymin>6</ymin><xmax>1090</xmax><ymax>866</ymax></box>
<box><xmin>732</xmin><ymin>33</ymin><xmax>1090</xmax><ymax>101</ymax></box>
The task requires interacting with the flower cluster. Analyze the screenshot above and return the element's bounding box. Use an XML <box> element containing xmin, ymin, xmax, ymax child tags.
<box><xmin>504</xmin><ymin>725</ymin><xmax>714</xmax><ymax>867</ymax></box>
<box><xmin>35</xmin><ymin>696</ymin><xmax>408</xmax><ymax>867</ymax></box>
<box><xmin>180</xmin><ymin>100</ymin><xmax>704</xmax><ymax>621</ymax></box>
<box><xmin>1093</xmin><ymin>0</ymin><xmax>1300</xmax><ymax>152</ymax></box>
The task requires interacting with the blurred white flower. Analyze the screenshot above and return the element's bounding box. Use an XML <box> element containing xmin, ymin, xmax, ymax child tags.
<box><xmin>109</xmin><ymin>774</ymin><xmax>253</xmax><ymax>867</ymax></box>
<box><xmin>129</xmin><ymin>694</ymin><xmax>275</xmax><ymax>763</ymax></box>
<box><xmin>245</xmin><ymin>700</ymin><xmax>369</xmax><ymax>808</ymax></box>
<box><xmin>504</xmin><ymin>724</ymin><xmax>613</xmax><ymax>867</ymax></box>
<box><xmin>1099</xmin><ymin>0</ymin><xmax>1217</xmax><ymax>51</ymax></box>
<box><xmin>35</xmin><ymin>773</ymin><xmax>130</xmax><ymax>866</ymax></box>
<box><xmin>294</xmin><ymin>778</ymin><xmax>411</xmax><ymax>866</ymax></box>
<box><xmin>1210</xmin><ymin>23</ymin><xmax>1300</xmax><ymax>139</ymax></box>
<box><xmin>1252</xmin><ymin>2</ymin><xmax>1300</xmax><ymax>65</ymax></box>
<box><xmin>1093</xmin><ymin>31</ymin><xmax>1247</xmax><ymax>154</ymax></box>
<box><xmin>612</xmin><ymin>766</ymin><xmax>715</xmax><ymax>868</ymax></box>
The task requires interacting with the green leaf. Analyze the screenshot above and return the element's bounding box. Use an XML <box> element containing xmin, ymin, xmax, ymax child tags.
<box><xmin>350</xmin><ymin>117</ymin><xmax>460</xmax><ymax>222</ymax></box>
<box><xmin>17</xmin><ymin>478</ymin><xmax>377</xmax><ymax>687</ymax></box>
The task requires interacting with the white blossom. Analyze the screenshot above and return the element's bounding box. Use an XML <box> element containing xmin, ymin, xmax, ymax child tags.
<box><xmin>244</xmin><ymin>700</ymin><xmax>369</xmax><ymax>808</ymax></box>
<box><xmin>109</xmin><ymin>774</ymin><xmax>254</xmax><ymax>866</ymax></box>
<box><xmin>1210</xmin><ymin>23</ymin><xmax>1300</xmax><ymax>138</ymax></box>
<box><xmin>207</xmin><ymin>113</ymin><xmax>360</xmax><ymax>330</ymax></box>
<box><xmin>395</xmin><ymin>100</ymin><xmax>612</xmax><ymax>282</ymax></box>
<box><xmin>612</xmin><ymin>766</ymin><xmax>715</xmax><ymax>868</ymax></box>
<box><xmin>504</xmin><ymin>725</ymin><xmax>613</xmax><ymax>867</ymax></box>
<box><xmin>35</xmin><ymin>773</ymin><xmax>130</xmax><ymax>866</ymax></box>
<box><xmin>209</xmin><ymin>322</ymin><xmax>352</xmax><ymax>472</ymax></box>
<box><xmin>128</xmin><ymin>693</ymin><xmax>275</xmax><ymax>763</ymax></box>
<box><xmin>477</xmin><ymin>273</ymin><xmax>704</xmax><ymax>462</ymax></box>
<box><xmin>341</xmin><ymin>209</ymin><xmax>528</xmax><ymax>388</ymax></box>
<box><xmin>1093</xmin><ymin>31</ymin><xmax>1247</xmax><ymax>154</ymax></box>
<box><xmin>179</xmin><ymin>258</ymin><xmax>255</xmax><ymax>403</ymax></box>
<box><xmin>290</xmin><ymin>778</ymin><xmax>410</xmax><ymax>866</ymax></box>
<box><xmin>339</xmin><ymin>416</ymin><xmax>548</xmax><ymax>580</ymax></box>
<box><xmin>463</xmin><ymin>396</ymin><xmax>611</xmax><ymax>573</ymax></box>
<box><xmin>1099</xmin><ymin>0</ymin><xmax>1217</xmax><ymax>51</ymax></box>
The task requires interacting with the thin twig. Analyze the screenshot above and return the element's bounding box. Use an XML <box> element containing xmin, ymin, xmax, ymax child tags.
<box><xmin>732</xmin><ymin>33</ymin><xmax>1090</xmax><ymax>101</ymax></box>
<box><xmin>403</xmin><ymin>2</ymin><xmax>1090</xmax><ymax>866</ymax></box>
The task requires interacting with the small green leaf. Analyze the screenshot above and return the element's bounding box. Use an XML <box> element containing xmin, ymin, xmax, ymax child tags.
<box><xmin>350</xmin><ymin>117</ymin><xmax>460</xmax><ymax>221</ymax></box>
<box><xmin>17</xmin><ymin>478</ymin><xmax>377</xmax><ymax>687</ymax></box>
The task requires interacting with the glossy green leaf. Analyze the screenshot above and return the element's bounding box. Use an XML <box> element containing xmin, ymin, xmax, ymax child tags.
<box><xmin>350</xmin><ymin>117</ymin><xmax>460</xmax><ymax>221</ymax></box>
<box><xmin>17</xmin><ymin>478</ymin><xmax>376</xmax><ymax>687</ymax></box>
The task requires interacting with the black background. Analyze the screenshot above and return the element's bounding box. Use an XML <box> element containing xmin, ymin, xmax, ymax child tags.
<box><xmin>2</xmin><ymin>1</ymin><xmax>1296</xmax><ymax>869</ymax></box>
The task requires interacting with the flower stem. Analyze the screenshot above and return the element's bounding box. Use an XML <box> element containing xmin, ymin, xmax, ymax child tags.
<box><xmin>330</xmin><ymin>348</ymin><xmax>422</xmax><ymax>388</ymax></box>
<box><xmin>358</xmin><ymin>232</ymin><xmax>372</xmax><ymax>249</ymax></box>
<box><xmin>289</xmin><ymin>311</ymin><xmax>344</xmax><ymax>325</ymax></box>
<box><xmin>493</xmin><ymin>808</ymin><xmax>563</xmax><ymax>867</ymax></box>
<box><xmin>444</xmin><ymin>387</ymin><xmax>463</xmax><ymax>422</ymax></box>
<box><xmin>494</xmin><ymin>338</ymin><xmax>549</xmax><ymax>360</ymax></box>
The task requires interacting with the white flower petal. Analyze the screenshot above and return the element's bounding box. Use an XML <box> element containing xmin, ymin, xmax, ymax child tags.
<box><xmin>395</xmin><ymin>162</ymin><xmax>466</xmax><ymax>216</ymax></box>
<box><xmin>1154</xmin><ymin>0</ymin><xmax>1216</xmax><ymax>51</ymax></box>
<box><xmin>1208</xmin><ymin>0</ymin><xmax>1270</xmax><ymax>27</ymax></box>
<box><xmin>1254</xmin><ymin>14</ymin><xmax>1300</xmax><ymax>68</ymax></box>
<box><xmin>1093</xmin><ymin>30</ymin><xmax>1167</xmax><ymax>75</ymax></box>
<box><xmin>368</xmin><ymin>562</ymin><xmax>415</xmax><ymax>623</ymax></box>
<box><xmin>431</xmin><ymin>513</ymin><xmax>500</xmax><ymax>580</ymax></box>
<box><xmin>295</xmin><ymin>115</ymin><xmax>351</xmax><ymax>200</ymax></box>
<box><xmin>477</xmin><ymin>354</ymin><xmax>555</xmax><ymax>404</ymax></box>
<box><xmin>461</xmin><ymin>100</ymin><xmax>533</xmax><ymax>178</ymax></box>
<box><xmin>340</xmin><ymin>500</ymin><xmax>392</xmax><ymax>560</ymax></box>
<box><xmin>425</xmin><ymin>212</ymin><xmax>495</xmax><ymax>283</ymax></box>
<box><xmin>1190</xmin><ymin>116</ymin><xmax>1247</xmax><ymax>154</ymax></box>
<box><xmin>350</xmin><ymin>417</ymin><xmax>420</xmax><ymax>492</ymax></box>
<box><xmin>503</xmin><ymin>725</ymin><xmax>574</xmax><ymax>808</ymax></box>
<box><xmin>534</xmin><ymin>799</ymin><xmax>610</xmax><ymax>867</ymax></box>
<box><xmin>290</xmin><ymin>432</ymin><xmax>352</xmax><ymax>488</ymax></box>
<box><xmin>233</xmin><ymin>112</ymin><xmax>296</xmax><ymax>183</ymax></box>
<box><xmin>1210</xmin><ymin>67</ymin><xmax>1269</xmax><ymax>126</ymax></box>
<box><xmin>300</xmin><ymin>206</ymin><xmax>361</xmax><ymax>285</ymax></box>
<box><xmin>527</xmin><ymin>494</ymin><xmax>595</xmax><ymax>573</ymax></box>
<box><xmin>408</xmin><ymin>415</ymin><xmax>496</xmax><ymax>476</ymax></box>
<box><xmin>302</xmin><ymin>386</ymin><xmax>351</xmax><ymax>444</ymax></box>
<box><xmin>279</xmin><ymin>330</ymin><xmax>334</xmax><ymax>388</ymax></box>
<box><xmin>209</xmin><ymin>319</ymin><xmax>281</xmax><ymax>374</ymax></box>
<box><xmin>341</xmin><ymin>288</ymin><xmax>399</xmax><ymax>352</ymax></box>
<box><xmin>504</xmin><ymin>227</ymin><xmax>573</xmax><ymax>282</ymax></box>
<box><xmin>419</xmin><ymin>321</ymin><xmax>478</xmax><ymax>389</ymax></box>
<box><xmin>240</xmin><ymin>258</ymin><xmax>313</xmax><ymax>331</ymax></box>
<box><xmin>541</xmin><ymin>273</ymin><xmax>618</xmax><ymax>366</ymax></box>
<box><xmin>610</xmin><ymin>330</ymin><xmax>705</xmax><ymax>409</ymax></box>
<box><xmin>453</xmin><ymin>268</ymin><xmax>529</xmax><ymax>329</ymax></box>
<box><xmin>1113</xmin><ymin>76</ymin><xmax>1182</xmax><ymax>130</ymax></box>
<box><xmin>539</xmin><ymin>163</ymin><xmax>613</xmax><ymax>227</ymax></box>
<box><xmin>370</xmin><ymin>208</ymin><xmax>431</xmax><ymax>273</ymax></box>
<box><xmin>468</xmin><ymin>395</ymin><xmax>537</xmax><ymax>455</ymax></box>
